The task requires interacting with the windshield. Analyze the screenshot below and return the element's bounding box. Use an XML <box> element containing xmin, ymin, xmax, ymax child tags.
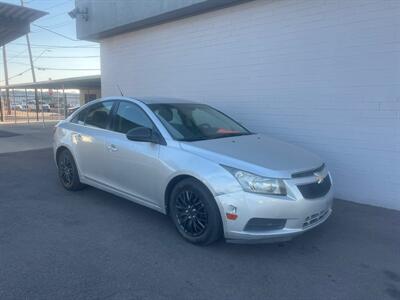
<box><xmin>148</xmin><ymin>103</ymin><xmax>251</xmax><ymax>141</ymax></box>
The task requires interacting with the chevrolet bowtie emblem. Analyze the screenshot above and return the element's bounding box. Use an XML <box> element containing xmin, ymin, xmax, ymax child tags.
<box><xmin>314</xmin><ymin>172</ymin><xmax>325</xmax><ymax>184</ymax></box>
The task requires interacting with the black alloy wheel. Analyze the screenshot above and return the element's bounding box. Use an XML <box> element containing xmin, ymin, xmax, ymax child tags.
<box><xmin>57</xmin><ymin>149</ymin><xmax>85</xmax><ymax>191</ymax></box>
<box><xmin>59</xmin><ymin>154</ymin><xmax>74</xmax><ymax>187</ymax></box>
<box><xmin>175</xmin><ymin>189</ymin><xmax>208</xmax><ymax>237</ymax></box>
<box><xmin>169</xmin><ymin>178</ymin><xmax>222</xmax><ymax>245</ymax></box>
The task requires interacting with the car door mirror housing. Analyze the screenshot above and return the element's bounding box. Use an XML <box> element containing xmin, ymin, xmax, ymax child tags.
<box><xmin>126</xmin><ymin>127</ymin><xmax>163</xmax><ymax>144</ymax></box>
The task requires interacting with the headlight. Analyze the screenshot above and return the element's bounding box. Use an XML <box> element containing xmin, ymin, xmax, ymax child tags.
<box><xmin>223</xmin><ymin>166</ymin><xmax>287</xmax><ymax>195</ymax></box>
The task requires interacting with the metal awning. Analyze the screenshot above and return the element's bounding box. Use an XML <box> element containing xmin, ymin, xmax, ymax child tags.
<box><xmin>0</xmin><ymin>75</ymin><xmax>101</xmax><ymax>90</ymax></box>
<box><xmin>0</xmin><ymin>2</ymin><xmax>47</xmax><ymax>47</ymax></box>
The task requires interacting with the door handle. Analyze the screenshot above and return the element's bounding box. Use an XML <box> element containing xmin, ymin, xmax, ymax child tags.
<box><xmin>107</xmin><ymin>144</ymin><xmax>118</xmax><ymax>152</ymax></box>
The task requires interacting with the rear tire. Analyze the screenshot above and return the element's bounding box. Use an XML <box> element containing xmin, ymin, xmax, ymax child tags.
<box><xmin>169</xmin><ymin>178</ymin><xmax>222</xmax><ymax>245</ymax></box>
<box><xmin>57</xmin><ymin>149</ymin><xmax>86</xmax><ymax>191</ymax></box>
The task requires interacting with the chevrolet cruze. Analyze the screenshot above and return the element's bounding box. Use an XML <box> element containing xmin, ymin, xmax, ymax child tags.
<box><xmin>54</xmin><ymin>97</ymin><xmax>333</xmax><ymax>245</ymax></box>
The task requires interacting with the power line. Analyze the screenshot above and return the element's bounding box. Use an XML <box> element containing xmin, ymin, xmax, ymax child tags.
<box><xmin>0</xmin><ymin>68</ymin><xmax>31</xmax><ymax>82</ymax></box>
<box><xmin>36</xmin><ymin>10</ymin><xmax>69</xmax><ymax>21</ymax></box>
<box><xmin>6</xmin><ymin>61</ymin><xmax>31</xmax><ymax>66</ymax></box>
<box><xmin>9</xmin><ymin>55</ymin><xmax>99</xmax><ymax>59</ymax></box>
<box><xmin>32</xmin><ymin>24</ymin><xmax>78</xmax><ymax>41</ymax></box>
<box><xmin>10</xmin><ymin>42</ymin><xmax>98</xmax><ymax>49</ymax></box>
<box><xmin>36</xmin><ymin>21</ymin><xmax>71</xmax><ymax>29</ymax></box>
<box><xmin>8</xmin><ymin>49</ymin><xmax>28</xmax><ymax>61</ymax></box>
<box><xmin>0</xmin><ymin>49</ymin><xmax>48</xmax><ymax>83</ymax></box>
<box><xmin>42</xmin><ymin>0</ymin><xmax>71</xmax><ymax>11</ymax></box>
<box><xmin>36</xmin><ymin>67</ymin><xmax>100</xmax><ymax>71</ymax></box>
<box><xmin>0</xmin><ymin>66</ymin><xmax>99</xmax><ymax>82</ymax></box>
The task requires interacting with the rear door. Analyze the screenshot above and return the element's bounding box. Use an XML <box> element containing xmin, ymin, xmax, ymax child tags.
<box><xmin>72</xmin><ymin>100</ymin><xmax>115</xmax><ymax>184</ymax></box>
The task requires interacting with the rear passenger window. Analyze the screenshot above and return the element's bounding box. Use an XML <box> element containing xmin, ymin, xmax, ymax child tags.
<box><xmin>71</xmin><ymin>108</ymin><xmax>87</xmax><ymax>125</ymax></box>
<box><xmin>84</xmin><ymin>101</ymin><xmax>113</xmax><ymax>129</ymax></box>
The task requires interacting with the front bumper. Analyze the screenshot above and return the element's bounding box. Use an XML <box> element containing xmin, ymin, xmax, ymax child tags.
<box><xmin>215</xmin><ymin>175</ymin><xmax>334</xmax><ymax>244</ymax></box>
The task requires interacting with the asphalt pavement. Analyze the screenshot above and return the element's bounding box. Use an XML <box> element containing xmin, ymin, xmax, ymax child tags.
<box><xmin>0</xmin><ymin>122</ymin><xmax>56</xmax><ymax>154</ymax></box>
<box><xmin>0</xmin><ymin>148</ymin><xmax>399</xmax><ymax>300</ymax></box>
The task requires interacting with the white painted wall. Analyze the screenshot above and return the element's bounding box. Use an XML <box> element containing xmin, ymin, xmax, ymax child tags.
<box><xmin>101</xmin><ymin>0</ymin><xmax>400</xmax><ymax>210</ymax></box>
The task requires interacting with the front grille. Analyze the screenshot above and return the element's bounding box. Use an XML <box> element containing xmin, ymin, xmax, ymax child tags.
<box><xmin>292</xmin><ymin>164</ymin><xmax>325</xmax><ymax>178</ymax></box>
<box><xmin>297</xmin><ymin>175</ymin><xmax>331</xmax><ymax>199</ymax></box>
<box><xmin>303</xmin><ymin>209</ymin><xmax>329</xmax><ymax>228</ymax></box>
<box><xmin>244</xmin><ymin>218</ymin><xmax>286</xmax><ymax>232</ymax></box>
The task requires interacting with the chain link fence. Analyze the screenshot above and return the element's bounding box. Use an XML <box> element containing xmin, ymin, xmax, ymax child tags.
<box><xmin>0</xmin><ymin>89</ymin><xmax>80</xmax><ymax>124</ymax></box>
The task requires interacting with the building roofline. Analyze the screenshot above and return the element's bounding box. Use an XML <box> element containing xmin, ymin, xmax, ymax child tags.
<box><xmin>0</xmin><ymin>75</ymin><xmax>101</xmax><ymax>90</ymax></box>
<box><xmin>75</xmin><ymin>0</ymin><xmax>253</xmax><ymax>41</ymax></box>
<box><xmin>0</xmin><ymin>2</ymin><xmax>47</xmax><ymax>47</ymax></box>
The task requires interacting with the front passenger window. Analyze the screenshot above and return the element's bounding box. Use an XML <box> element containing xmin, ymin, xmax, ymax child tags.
<box><xmin>113</xmin><ymin>102</ymin><xmax>153</xmax><ymax>134</ymax></box>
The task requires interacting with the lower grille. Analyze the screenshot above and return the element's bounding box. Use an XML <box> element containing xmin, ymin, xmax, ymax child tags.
<box><xmin>303</xmin><ymin>209</ymin><xmax>329</xmax><ymax>228</ymax></box>
<box><xmin>297</xmin><ymin>175</ymin><xmax>331</xmax><ymax>199</ymax></box>
<box><xmin>244</xmin><ymin>218</ymin><xmax>286</xmax><ymax>232</ymax></box>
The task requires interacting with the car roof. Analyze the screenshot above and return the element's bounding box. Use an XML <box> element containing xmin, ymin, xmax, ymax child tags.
<box><xmin>130</xmin><ymin>96</ymin><xmax>198</xmax><ymax>105</ymax></box>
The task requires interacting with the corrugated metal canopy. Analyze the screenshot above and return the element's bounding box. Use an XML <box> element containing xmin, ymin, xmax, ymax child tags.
<box><xmin>0</xmin><ymin>75</ymin><xmax>101</xmax><ymax>90</ymax></box>
<box><xmin>0</xmin><ymin>2</ymin><xmax>47</xmax><ymax>47</ymax></box>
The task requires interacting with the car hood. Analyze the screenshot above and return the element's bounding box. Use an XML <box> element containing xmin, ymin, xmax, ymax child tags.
<box><xmin>180</xmin><ymin>134</ymin><xmax>323</xmax><ymax>178</ymax></box>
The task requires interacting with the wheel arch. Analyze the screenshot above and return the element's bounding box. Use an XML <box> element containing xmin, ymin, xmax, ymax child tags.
<box><xmin>55</xmin><ymin>145</ymin><xmax>80</xmax><ymax>177</ymax></box>
<box><xmin>55</xmin><ymin>145</ymin><xmax>72</xmax><ymax>164</ymax></box>
<box><xmin>164</xmin><ymin>174</ymin><xmax>217</xmax><ymax>215</ymax></box>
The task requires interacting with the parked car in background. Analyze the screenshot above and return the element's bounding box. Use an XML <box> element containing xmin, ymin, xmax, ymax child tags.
<box><xmin>27</xmin><ymin>101</ymin><xmax>36</xmax><ymax>112</ymax></box>
<box><xmin>17</xmin><ymin>104</ymin><xmax>27</xmax><ymax>111</ymax></box>
<box><xmin>67</xmin><ymin>105</ymin><xmax>80</xmax><ymax>116</ymax></box>
<box><xmin>53</xmin><ymin>97</ymin><xmax>333</xmax><ymax>245</ymax></box>
<box><xmin>10</xmin><ymin>104</ymin><xmax>26</xmax><ymax>111</ymax></box>
<box><xmin>27</xmin><ymin>101</ymin><xmax>51</xmax><ymax>112</ymax></box>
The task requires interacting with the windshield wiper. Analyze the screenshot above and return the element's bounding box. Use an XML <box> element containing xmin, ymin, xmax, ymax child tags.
<box><xmin>179</xmin><ymin>136</ymin><xmax>210</xmax><ymax>142</ymax></box>
<box><xmin>208</xmin><ymin>132</ymin><xmax>253</xmax><ymax>140</ymax></box>
<box><xmin>180</xmin><ymin>132</ymin><xmax>253</xmax><ymax>142</ymax></box>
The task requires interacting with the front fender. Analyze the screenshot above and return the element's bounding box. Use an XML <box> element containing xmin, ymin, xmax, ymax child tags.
<box><xmin>159</xmin><ymin>145</ymin><xmax>243</xmax><ymax>207</ymax></box>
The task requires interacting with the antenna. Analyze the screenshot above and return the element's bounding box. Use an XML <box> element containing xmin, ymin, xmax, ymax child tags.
<box><xmin>117</xmin><ymin>84</ymin><xmax>124</xmax><ymax>96</ymax></box>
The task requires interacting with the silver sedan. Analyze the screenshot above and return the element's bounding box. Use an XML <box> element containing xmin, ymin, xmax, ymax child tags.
<box><xmin>53</xmin><ymin>97</ymin><xmax>333</xmax><ymax>245</ymax></box>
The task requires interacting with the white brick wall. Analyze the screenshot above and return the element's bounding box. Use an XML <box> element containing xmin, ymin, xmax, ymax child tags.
<box><xmin>101</xmin><ymin>0</ymin><xmax>400</xmax><ymax>210</ymax></box>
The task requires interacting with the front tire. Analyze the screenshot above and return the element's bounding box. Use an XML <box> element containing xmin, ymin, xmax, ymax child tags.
<box><xmin>57</xmin><ymin>149</ymin><xmax>85</xmax><ymax>191</ymax></box>
<box><xmin>169</xmin><ymin>178</ymin><xmax>222</xmax><ymax>245</ymax></box>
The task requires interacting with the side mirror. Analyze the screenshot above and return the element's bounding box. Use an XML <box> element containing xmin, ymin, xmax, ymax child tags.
<box><xmin>126</xmin><ymin>127</ymin><xmax>163</xmax><ymax>144</ymax></box>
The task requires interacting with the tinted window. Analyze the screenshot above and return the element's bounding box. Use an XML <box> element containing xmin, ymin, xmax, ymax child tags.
<box><xmin>71</xmin><ymin>108</ymin><xmax>87</xmax><ymax>125</ymax></box>
<box><xmin>84</xmin><ymin>101</ymin><xmax>113</xmax><ymax>129</ymax></box>
<box><xmin>113</xmin><ymin>101</ymin><xmax>153</xmax><ymax>134</ymax></box>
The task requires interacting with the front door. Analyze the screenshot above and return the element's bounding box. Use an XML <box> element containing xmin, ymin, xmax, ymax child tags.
<box><xmin>104</xmin><ymin>101</ymin><xmax>164</xmax><ymax>206</ymax></box>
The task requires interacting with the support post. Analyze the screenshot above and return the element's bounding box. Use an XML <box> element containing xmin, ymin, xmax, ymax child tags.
<box><xmin>63</xmin><ymin>85</ymin><xmax>67</xmax><ymax>119</ymax></box>
<box><xmin>0</xmin><ymin>88</ymin><xmax>3</xmax><ymax>122</ymax></box>
<box><xmin>57</xmin><ymin>89</ymin><xmax>61</xmax><ymax>120</ymax></box>
<box><xmin>2</xmin><ymin>46</ymin><xmax>10</xmax><ymax>115</ymax></box>
<box><xmin>12</xmin><ymin>89</ymin><xmax>16</xmax><ymax>124</ymax></box>
<box><xmin>40</xmin><ymin>89</ymin><xmax>45</xmax><ymax>127</ymax></box>
<box><xmin>25</xmin><ymin>89</ymin><xmax>30</xmax><ymax>124</ymax></box>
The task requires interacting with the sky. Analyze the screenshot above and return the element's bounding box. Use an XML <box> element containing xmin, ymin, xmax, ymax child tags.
<box><xmin>0</xmin><ymin>0</ymin><xmax>100</xmax><ymax>85</ymax></box>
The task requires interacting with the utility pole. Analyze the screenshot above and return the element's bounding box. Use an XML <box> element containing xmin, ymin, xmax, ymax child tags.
<box><xmin>26</xmin><ymin>33</ymin><xmax>39</xmax><ymax>121</ymax></box>
<box><xmin>2</xmin><ymin>46</ymin><xmax>10</xmax><ymax>116</ymax></box>
<box><xmin>21</xmin><ymin>0</ymin><xmax>39</xmax><ymax>121</ymax></box>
